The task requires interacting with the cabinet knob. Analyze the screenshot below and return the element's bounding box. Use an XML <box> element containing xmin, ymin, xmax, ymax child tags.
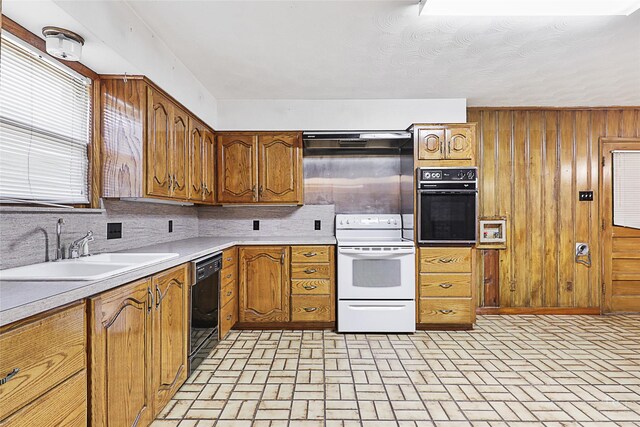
<box><xmin>226</xmin><ymin>257</ymin><xmax>233</xmax><ymax>262</ymax></box>
<box><xmin>0</xmin><ymin>368</ymin><xmax>19</xmax><ymax>386</ymax></box>
<box><xmin>439</xmin><ymin>309</ymin><xmax>453</xmax><ymax>314</ymax></box>
<box><xmin>304</xmin><ymin>268</ymin><xmax>317</xmax><ymax>274</ymax></box>
<box><xmin>226</xmin><ymin>314</ymin><xmax>232</xmax><ymax>320</ymax></box>
<box><xmin>303</xmin><ymin>307</ymin><xmax>317</xmax><ymax>312</ymax></box>
<box><xmin>226</xmin><ymin>274</ymin><xmax>232</xmax><ymax>279</ymax></box>
<box><xmin>439</xmin><ymin>283</ymin><xmax>453</xmax><ymax>289</ymax></box>
<box><xmin>226</xmin><ymin>291</ymin><xmax>232</xmax><ymax>296</ymax></box>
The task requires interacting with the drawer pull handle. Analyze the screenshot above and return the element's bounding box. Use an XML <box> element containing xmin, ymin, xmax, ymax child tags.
<box><xmin>304</xmin><ymin>268</ymin><xmax>317</xmax><ymax>274</ymax></box>
<box><xmin>303</xmin><ymin>307</ymin><xmax>318</xmax><ymax>312</ymax></box>
<box><xmin>226</xmin><ymin>257</ymin><xmax>233</xmax><ymax>262</ymax></box>
<box><xmin>226</xmin><ymin>274</ymin><xmax>232</xmax><ymax>279</ymax></box>
<box><xmin>440</xmin><ymin>258</ymin><xmax>454</xmax><ymax>263</ymax></box>
<box><xmin>303</xmin><ymin>285</ymin><xmax>317</xmax><ymax>290</ymax></box>
<box><xmin>0</xmin><ymin>368</ymin><xmax>19</xmax><ymax>386</ymax></box>
<box><xmin>439</xmin><ymin>309</ymin><xmax>453</xmax><ymax>314</ymax></box>
<box><xmin>226</xmin><ymin>291</ymin><xmax>232</xmax><ymax>296</ymax></box>
<box><xmin>303</xmin><ymin>252</ymin><xmax>317</xmax><ymax>257</ymax></box>
<box><xmin>439</xmin><ymin>283</ymin><xmax>453</xmax><ymax>289</ymax></box>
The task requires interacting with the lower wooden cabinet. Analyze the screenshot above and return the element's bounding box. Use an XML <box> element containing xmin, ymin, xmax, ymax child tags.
<box><xmin>239</xmin><ymin>246</ymin><xmax>291</xmax><ymax>323</ymax></box>
<box><xmin>151</xmin><ymin>264</ymin><xmax>190</xmax><ymax>412</ymax></box>
<box><xmin>0</xmin><ymin>302</ymin><xmax>87</xmax><ymax>426</ymax></box>
<box><xmin>417</xmin><ymin>247</ymin><xmax>476</xmax><ymax>327</ymax></box>
<box><xmin>89</xmin><ymin>263</ymin><xmax>190</xmax><ymax>426</ymax></box>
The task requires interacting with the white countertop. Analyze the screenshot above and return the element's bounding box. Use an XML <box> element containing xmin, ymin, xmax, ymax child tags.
<box><xmin>0</xmin><ymin>235</ymin><xmax>336</xmax><ymax>327</ymax></box>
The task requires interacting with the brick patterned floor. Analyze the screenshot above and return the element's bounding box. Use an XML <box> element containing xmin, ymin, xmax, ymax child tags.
<box><xmin>152</xmin><ymin>315</ymin><xmax>640</xmax><ymax>427</ymax></box>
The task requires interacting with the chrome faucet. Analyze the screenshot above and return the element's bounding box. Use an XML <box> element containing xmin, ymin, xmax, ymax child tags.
<box><xmin>69</xmin><ymin>231</ymin><xmax>94</xmax><ymax>259</ymax></box>
<box><xmin>55</xmin><ymin>218</ymin><xmax>65</xmax><ymax>261</ymax></box>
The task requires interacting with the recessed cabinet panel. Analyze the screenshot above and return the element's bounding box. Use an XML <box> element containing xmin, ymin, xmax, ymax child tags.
<box><xmin>446</xmin><ymin>127</ymin><xmax>475</xmax><ymax>160</ymax></box>
<box><xmin>217</xmin><ymin>134</ymin><xmax>257</xmax><ymax>203</ymax></box>
<box><xmin>171</xmin><ymin>109</ymin><xmax>190</xmax><ymax>199</ymax></box>
<box><xmin>147</xmin><ymin>89</ymin><xmax>172</xmax><ymax>197</ymax></box>
<box><xmin>417</xmin><ymin>128</ymin><xmax>445</xmax><ymax>161</ymax></box>
<box><xmin>258</xmin><ymin>134</ymin><xmax>302</xmax><ymax>203</ymax></box>
<box><xmin>202</xmin><ymin>130</ymin><xmax>216</xmax><ymax>204</ymax></box>
<box><xmin>188</xmin><ymin>122</ymin><xmax>204</xmax><ymax>201</ymax></box>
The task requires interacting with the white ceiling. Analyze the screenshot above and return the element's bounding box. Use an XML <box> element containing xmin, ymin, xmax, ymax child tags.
<box><xmin>124</xmin><ymin>0</ymin><xmax>640</xmax><ymax>106</ymax></box>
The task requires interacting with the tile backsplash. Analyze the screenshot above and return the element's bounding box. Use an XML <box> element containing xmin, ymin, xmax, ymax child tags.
<box><xmin>0</xmin><ymin>201</ymin><xmax>335</xmax><ymax>270</ymax></box>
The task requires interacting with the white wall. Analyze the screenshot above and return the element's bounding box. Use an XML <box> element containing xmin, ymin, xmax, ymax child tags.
<box><xmin>217</xmin><ymin>99</ymin><xmax>467</xmax><ymax>130</ymax></box>
<box><xmin>3</xmin><ymin>0</ymin><xmax>219</xmax><ymax>128</ymax></box>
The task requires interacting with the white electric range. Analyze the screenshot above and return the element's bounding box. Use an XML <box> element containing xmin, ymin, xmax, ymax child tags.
<box><xmin>336</xmin><ymin>214</ymin><xmax>416</xmax><ymax>333</ymax></box>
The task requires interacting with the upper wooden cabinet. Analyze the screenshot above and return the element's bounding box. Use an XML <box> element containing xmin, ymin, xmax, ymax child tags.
<box><xmin>217</xmin><ymin>134</ymin><xmax>258</xmax><ymax>203</ymax></box>
<box><xmin>101</xmin><ymin>76</ymin><xmax>216</xmax><ymax>205</ymax></box>
<box><xmin>414</xmin><ymin>124</ymin><xmax>476</xmax><ymax>164</ymax></box>
<box><xmin>216</xmin><ymin>132</ymin><xmax>303</xmax><ymax>204</ymax></box>
<box><xmin>238</xmin><ymin>246</ymin><xmax>290</xmax><ymax>323</ymax></box>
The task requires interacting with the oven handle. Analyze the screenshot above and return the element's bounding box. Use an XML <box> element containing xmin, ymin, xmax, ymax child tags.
<box><xmin>348</xmin><ymin>305</ymin><xmax>407</xmax><ymax>311</ymax></box>
<box><xmin>417</xmin><ymin>189</ymin><xmax>478</xmax><ymax>194</ymax></box>
<box><xmin>338</xmin><ymin>247</ymin><xmax>415</xmax><ymax>256</ymax></box>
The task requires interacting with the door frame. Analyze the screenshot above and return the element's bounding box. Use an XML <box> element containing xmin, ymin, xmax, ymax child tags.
<box><xmin>599</xmin><ymin>137</ymin><xmax>640</xmax><ymax>313</ymax></box>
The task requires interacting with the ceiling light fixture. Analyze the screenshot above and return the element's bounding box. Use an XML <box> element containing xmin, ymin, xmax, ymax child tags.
<box><xmin>42</xmin><ymin>26</ymin><xmax>84</xmax><ymax>61</ymax></box>
<box><xmin>418</xmin><ymin>0</ymin><xmax>640</xmax><ymax>16</ymax></box>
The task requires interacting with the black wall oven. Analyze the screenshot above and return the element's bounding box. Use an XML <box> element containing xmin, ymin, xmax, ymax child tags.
<box><xmin>417</xmin><ymin>167</ymin><xmax>478</xmax><ymax>245</ymax></box>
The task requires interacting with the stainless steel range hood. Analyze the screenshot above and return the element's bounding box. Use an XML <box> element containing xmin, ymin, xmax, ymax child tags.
<box><xmin>303</xmin><ymin>131</ymin><xmax>412</xmax><ymax>155</ymax></box>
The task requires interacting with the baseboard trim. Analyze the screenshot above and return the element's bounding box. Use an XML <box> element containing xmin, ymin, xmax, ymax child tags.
<box><xmin>235</xmin><ymin>321</ymin><xmax>335</xmax><ymax>330</ymax></box>
<box><xmin>476</xmin><ymin>307</ymin><xmax>601</xmax><ymax>315</ymax></box>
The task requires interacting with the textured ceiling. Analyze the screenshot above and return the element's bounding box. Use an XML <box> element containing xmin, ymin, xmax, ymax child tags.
<box><xmin>107</xmin><ymin>2</ymin><xmax>640</xmax><ymax>105</ymax></box>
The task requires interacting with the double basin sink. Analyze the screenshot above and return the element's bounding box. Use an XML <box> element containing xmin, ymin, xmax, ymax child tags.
<box><xmin>0</xmin><ymin>253</ymin><xmax>179</xmax><ymax>281</ymax></box>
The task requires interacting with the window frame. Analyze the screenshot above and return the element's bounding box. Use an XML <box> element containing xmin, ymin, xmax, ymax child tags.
<box><xmin>1</xmin><ymin>15</ymin><xmax>101</xmax><ymax>208</ymax></box>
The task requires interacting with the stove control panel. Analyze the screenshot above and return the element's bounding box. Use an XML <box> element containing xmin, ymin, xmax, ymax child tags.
<box><xmin>336</xmin><ymin>214</ymin><xmax>402</xmax><ymax>229</ymax></box>
<box><xmin>418</xmin><ymin>167</ymin><xmax>476</xmax><ymax>182</ymax></box>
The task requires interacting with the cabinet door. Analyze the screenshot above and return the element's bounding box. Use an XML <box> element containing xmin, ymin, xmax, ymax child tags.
<box><xmin>146</xmin><ymin>89</ymin><xmax>172</xmax><ymax>197</ymax></box>
<box><xmin>89</xmin><ymin>278</ymin><xmax>153</xmax><ymax>427</ymax></box>
<box><xmin>187</xmin><ymin>120</ymin><xmax>205</xmax><ymax>202</ymax></box>
<box><xmin>171</xmin><ymin>106</ymin><xmax>190</xmax><ymax>199</ymax></box>
<box><xmin>202</xmin><ymin>130</ymin><xmax>216</xmax><ymax>204</ymax></box>
<box><xmin>417</xmin><ymin>128</ymin><xmax>446</xmax><ymax>160</ymax></box>
<box><xmin>151</xmin><ymin>264</ymin><xmax>189</xmax><ymax>413</ymax></box>
<box><xmin>445</xmin><ymin>127</ymin><xmax>475</xmax><ymax>160</ymax></box>
<box><xmin>258</xmin><ymin>134</ymin><xmax>302</xmax><ymax>203</ymax></box>
<box><xmin>217</xmin><ymin>134</ymin><xmax>257</xmax><ymax>203</ymax></box>
<box><xmin>239</xmin><ymin>246</ymin><xmax>290</xmax><ymax>323</ymax></box>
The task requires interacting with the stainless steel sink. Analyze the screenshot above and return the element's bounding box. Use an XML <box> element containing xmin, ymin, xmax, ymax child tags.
<box><xmin>0</xmin><ymin>252</ymin><xmax>179</xmax><ymax>281</ymax></box>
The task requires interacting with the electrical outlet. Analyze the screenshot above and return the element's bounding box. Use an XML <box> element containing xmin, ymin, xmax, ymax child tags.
<box><xmin>253</xmin><ymin>220</ymin><xmax>260</xmax><ymax>231</ymax></box>
<box><xmin>314</xmin><ymin>220</ymin><xmax>321</xmax><ymax>231</ymax></box>
<box><xmin>107</xmin><ymin>222</ymin><xmax>122</xmax><ymax>240</ymax></box>
<box><xmin>579</xmin><ymin>191</ymin><xmax>594</xmax><ymax>201</ymax></box>
<box><xmin>168</xmin><ymin>220</ymin><xmax>173</xmax><ymax>233</ymax></box>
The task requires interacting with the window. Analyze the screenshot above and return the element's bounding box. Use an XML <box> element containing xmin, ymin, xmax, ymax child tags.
<box><xmin>613</xmin><ymin>151</ymin><xmax>640</xmax><ymax>230</ymax></box>
<box><xmin>0</xmin><ymin>32</ymin><xmax>91</xmax><ymax>205</ymax></box>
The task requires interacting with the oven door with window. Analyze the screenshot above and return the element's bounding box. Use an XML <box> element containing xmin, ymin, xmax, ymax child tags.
<box><xmin>337</xmin><ymin>246</ymin><xmax>415</xmax><ymax>300</ymax></box>
<box><xmin>418</xmin><ymin>190</ymin><xmax>477</xmax><ymax>244</ymax></box>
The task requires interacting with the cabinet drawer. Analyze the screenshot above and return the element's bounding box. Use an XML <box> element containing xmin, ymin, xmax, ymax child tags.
<box><xmin>419</xmin><ymin>247</ymin><xmax>472</xmax><ymax>273</ymax></box>
<box><xmin>291</xmin><ymin>263</ymin><xmax>331</xmax><ymax>279</ymax></box>
<box><xmin>419</xmin><ymin>298</ymin><xmax>473</xmax><ymax>324</ymax></box>
<box><xmin>221</xmin><ymin>263</ymin><xmax>237</xmax><ymax>287</ymax></box>
<box><xmin>420</xmin><ymin>273</ymin><xmax>472</xmax><ymax>297</ymax></box>
<box><xmin>219</xmin><ymin>298</ymin><xmax>238</xmax><ymax>338</ymax></box>
<box><xmin>291</xmin><ymin>246</ymin><xmax>330</xmax><ymax>263</ymax></box>
<box><xmin>0</xmin><ymin>369</ymin><xmax>87</xmax><ymax>427</ymax></box>
<box><xmin>0</xmin><ymin>303</ymin><xmax>86</xmax><ymax>420</ymax></box>
<box><xmin>291</xmin><ymin>295</ymin><xmax>332</xmax><ymax>322</ymax></box>
<box><xmin>291</xmin><ymin>279</ymin><xmax>331</xmax><ymax>295</ymax></box>
<box><xmin>220</xmin><ymin>280</ymin><xmax>237</xmax><ymax>308</ymax></box>
<box><xmin>222</xmin><ymin>247</ymin><xmax>238</xmax><ymax>268</ymax></box>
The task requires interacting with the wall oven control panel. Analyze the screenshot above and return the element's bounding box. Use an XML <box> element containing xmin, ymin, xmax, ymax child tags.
<box><xmin>419</xmin><ymin>167</ymin><xmax>476</xmax><ymax>183</ymax></box>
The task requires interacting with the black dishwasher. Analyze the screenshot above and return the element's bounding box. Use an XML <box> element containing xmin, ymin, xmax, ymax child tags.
<box><xmin>189</xmin><ymin>254</ymin><xmax>222</xmax><ymax>375</ymax></box>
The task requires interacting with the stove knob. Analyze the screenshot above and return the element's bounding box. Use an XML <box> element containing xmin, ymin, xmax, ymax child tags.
<box><xmin>467</xmin><ymin>171</ymin><xmax>475</xmax><ymax>179</ymax></box>
<box><xmin>387</xmin><ymin>219</ymin><xmax>391</xmax><ymax>224</ymax></box>
<box><xmin>457</xmin><ymin>171</ymin><xmax>465</xmax><ymax>179</ymax></box>
<box><xmin>346</xmin><ymin>220</ymin><xmax>350</xmax><ymax>225</ymax></box>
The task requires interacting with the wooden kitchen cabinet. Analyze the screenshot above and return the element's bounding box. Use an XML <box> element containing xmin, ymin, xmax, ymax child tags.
<box><xmin>101</xmin><ymin>76</ymin><xmax>216</xmax><ymax>205</ymax></box>
<box><xmin>151</xmin><ymin>264</ymin><xmax>190</xmax><ymax>412</ymax></box>
<box><xmin>89</xmin><ymin>263</ymin><xmax>190</xmax><ymax>426</ymax></box>
<box><xmin>89</xmin><ymin>278</ymin><xmax>154</xmax><ymax>427</ymax></box>
<box><xmin>0</xmin><ymin>302</ymin><xmax>87</xmax><ymax>426</ymax></box>
<box><xmin>413</xmin><ymin>124</ymin><xmax>476</xmax><ymax>165</ymax></box>
<box><xmin>217</xmin><ymin>134</ymin><xmax>258</xmax><ymax>203</ymax></box>
<box><xmin>239</xmin><ymin>246</ymin><xmax>291</xmax><ymax>323</ymax></box>
<box><xmin>216</xmin><ymin>132</ymin><xmax>303</xmax><ymax>204</ymax></box>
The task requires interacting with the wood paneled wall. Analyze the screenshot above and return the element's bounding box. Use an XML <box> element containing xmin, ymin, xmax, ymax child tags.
<box><xmin>468</xmin><ymin>108</ymin><xmax>640</xmax><ymax>309</ymax></box>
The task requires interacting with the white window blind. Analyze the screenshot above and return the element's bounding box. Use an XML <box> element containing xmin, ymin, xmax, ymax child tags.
<box><xmin>613</xmin><ymin>151</ymin><xmax>640</xmax><ymax>230</ymax></box>
<box><xmin>0</xmin><ymin>32</ymin><xmax>91</xmax><ymax>204</ymax></box>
